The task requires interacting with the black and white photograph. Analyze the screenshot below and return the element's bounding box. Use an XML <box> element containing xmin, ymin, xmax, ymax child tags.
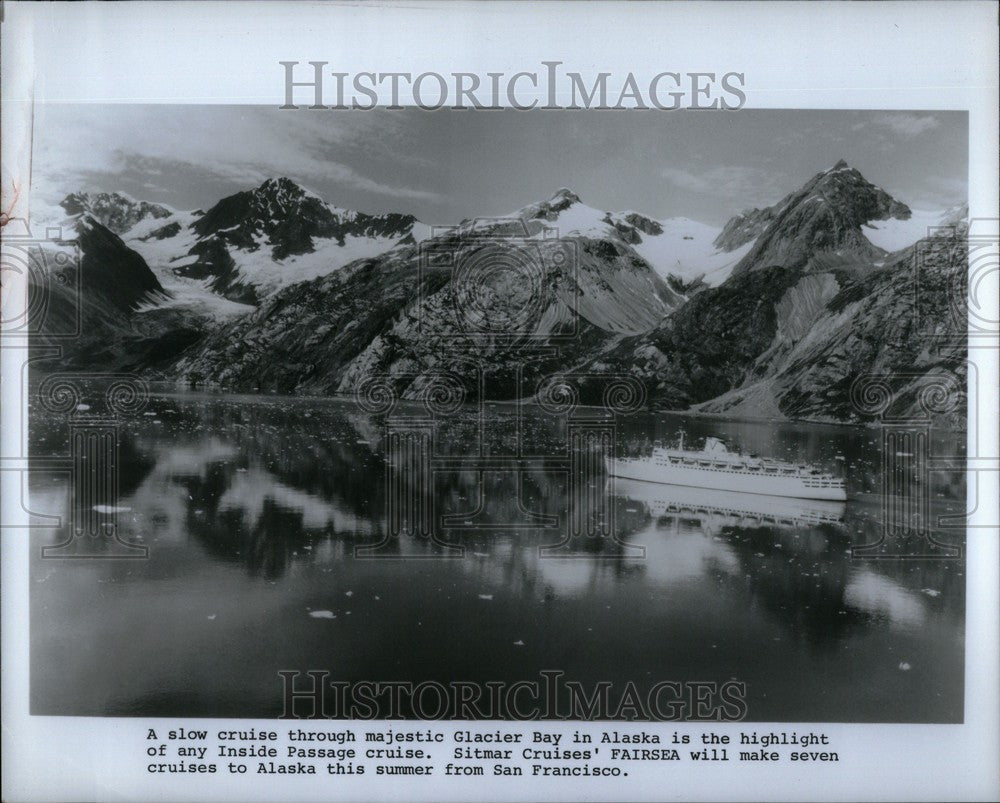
<box><xmin>19</xmin><ymin>105</ymin><xmax>972</xmax><ymax>724</ymax></box>
<box><xmin>2</xmin><ymin>2</ymin><xmax>997</xmax><ymax>801</ymax></box>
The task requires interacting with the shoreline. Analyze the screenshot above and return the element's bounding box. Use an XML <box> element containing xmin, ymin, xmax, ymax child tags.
<box><xmin>100</xmin><ymin>381</ymin><xmax>967</xmax><ymax>433</ymax></box>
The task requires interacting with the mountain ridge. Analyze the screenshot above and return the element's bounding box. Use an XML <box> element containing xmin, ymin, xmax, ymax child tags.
<box><xmin>33</xmin><ymin>164</ymin><xmax>966</xmax><ymax>426</ymax></box>
<box><xmin>727</xmin><ymin>160</ymin><xmax>912</xmax><ymax>278</ymax></box>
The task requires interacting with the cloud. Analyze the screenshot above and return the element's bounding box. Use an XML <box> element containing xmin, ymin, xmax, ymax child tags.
<box><xmin>660</xmin><ymin>164</ymin><xmax>786</xmax><ymax>208</ymax></box>
<box><xmin>869</xmin><ymin>113</ymin><xmax>941</xmax><ymax>138</ymax></box>
<box><xmin>29</xmin><ymin>105</ymin><xmax>440</xmax><ymax>207</ymax></box>
<box><xmin>892</xmin><ymin>173</ymin><xmax>968</xmax><ymax>210</ymax></box>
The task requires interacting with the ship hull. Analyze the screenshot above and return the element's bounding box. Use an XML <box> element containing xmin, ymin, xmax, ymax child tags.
<box><xmin>605</xmin><ymin>457</ymin><xmax>847</xmax><ymax>501</ymax></box>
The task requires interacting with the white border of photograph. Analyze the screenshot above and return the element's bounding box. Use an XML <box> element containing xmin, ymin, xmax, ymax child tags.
<box><xmin>2</xmin><ymin>2</ymin><xmax>997</xmax><ymax>801</ymax></box>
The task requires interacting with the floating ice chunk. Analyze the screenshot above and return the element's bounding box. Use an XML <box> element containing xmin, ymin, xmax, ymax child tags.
<box><xmin>309</xmin><ymin>610</ymin><xmax>336</xmax><ymax>619</ymax></box>
<box><xmin>76</xmin><ymin>404</ymin><xmax>91</xmax><ymax>411</ymax></box>
<box><xmin>513</xmin><ymin>640</ymin><xmax>525</xmax><ymax>646</ymax></box>
<box><xmin>207</xmin><ymin>614</ymin><xmax>216</xmax><ymax>620</ymax></box>
<box><xmin>345</xmin><ymin>590</ymin><xmax>353</xmax><ymax>597</ymax></box>
<box><xmin>921</xmin><ymin>588</ymin><xmax>941</xmax><ymax>597</ymax></box>
<box><xmin>898</xmin><ymin>661</ymin><xmax>911</xmax><ymax>671</ymax></box>
<box><xmin>478</xmin><ymin>594</ymin><xmax>494</xmax><ymax>600</ymax></box>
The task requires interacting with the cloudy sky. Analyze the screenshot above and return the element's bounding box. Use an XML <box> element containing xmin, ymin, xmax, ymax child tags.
<box><xmin>30</xmin><ymin>105</ymin><xmax>967</xmax><ymax>226</ymax></box>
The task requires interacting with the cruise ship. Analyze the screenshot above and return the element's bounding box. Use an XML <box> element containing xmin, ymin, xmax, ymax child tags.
<box><xmin>605</xmin><ymin>435</ymin><xmax>847</xmax><ymax>501</ymax></box>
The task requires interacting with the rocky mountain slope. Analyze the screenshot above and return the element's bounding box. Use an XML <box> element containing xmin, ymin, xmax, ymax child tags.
<box><xmin>174</xmin><ymin>212</ymin><xmax>686</xmax><ymax>398</ymax></box>
<box><xmin>728</xmin><ymin>160</ymin><xmax>912</xmax><ymax>277</ymax></box>
<box><xmin>698</xmin><ymin>227</ymin><xmax>967</xmax><ymax>425</ymax></box>
<box><xmin>75</xmin><ymin>217</ymin><xmax>168</xmax><ymax>313</ymax></box>
<box><xmin>31</xmin><ymin>216</ymin><xmax>206</xmax><ymax>373</ymax></box>
<box><xmin>570</xmin><ymin>166</ymin><xmax>966</xmax><ymax>424</ymax></box>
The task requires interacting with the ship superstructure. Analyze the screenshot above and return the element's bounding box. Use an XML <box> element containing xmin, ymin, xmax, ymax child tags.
<box><xmin>606</xmin><ymin>435</ymin><xmax>847</xmax><ymax>501</ymax></box>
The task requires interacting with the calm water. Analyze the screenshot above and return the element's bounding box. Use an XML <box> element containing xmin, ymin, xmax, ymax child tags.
<box><xmin>29</xmin><ymin>390</ymin><xmax>966</xmax><ymax>722</ymax></box>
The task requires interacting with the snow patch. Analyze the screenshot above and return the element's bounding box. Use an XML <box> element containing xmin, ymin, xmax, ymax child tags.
<box><xmin>632</xmin><ymin>219</ymin><xmax>754</xmax><ymax>286</ymax></box>
<box><xmin>863</xmin><ymin>209</ymin><xmax>957</xmax><ymax>253</ymax></box>
<box><xmin>508</xmin><ymin>194</ymin><xmax>751</xmax><ymax>287</ymax></box>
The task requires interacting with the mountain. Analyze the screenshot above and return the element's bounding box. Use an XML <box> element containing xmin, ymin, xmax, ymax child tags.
<box><xmin>174</xmin><ymin>200</ymin><xmax>686</xmax><ymax>397</ymax></box>
<box><xmin>570</xmin><ymin>169</ymin><xmax>966</xmax><ymax>424</ymax></box>
<box><xmin>35</xmin><ymin>165</ymin><xmax>967</xmax><ymax>426</ymax></box>
<box><xmin>60</xmin><ymin>191</ymin><xmax>174</xmax><ymax>235</ymax></box>
<box><xmin>714</xmin><ymin>205</ymin><xmax>779</xmax><ymax>251</ymax></box>
<box><xmin>57</xmin><ymin>178</ymin><xmax>425</xmax><ymax>307</ymax></box>
<box><xmin>727</xmin><ymin>160</ymin><xmax>912</xmax><ymax>277</ymax></box>
<box><xmin>75</xmin><ymin>217</ymin><xmax>168</xmax><ymax>313</ymax></box>
<box><xmin>693</xmin><ymin>225</ymin><xmax>967</xmax><ymax>426</ymax></box>
<box><xmin>497</xmin><ymin>188</ymin><xmax>753</xmax><ymax>287</ymax></box>
<box><xmin>31</xmin><ymin>217</ymin><xmax>205</xmax><ymax>373</ymax></box>
<box><xmin>169</xmin><ymin>177</ymin><xmax>421</xmax><ymax>304</ymax></box>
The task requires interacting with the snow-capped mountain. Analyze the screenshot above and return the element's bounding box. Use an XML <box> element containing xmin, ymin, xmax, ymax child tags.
<box><xmin>57</xmin><ymin>178</ymin><xmax>427</xmax><ymax>307</ymax></box>
<box><xmin>48</xmin><ymin>167</ymin><xmax>956</xmax><ymax>316</ymax></box>
<box><xmin>176</xmin><ymin>189</ymin><xmax>687</xmax><ymax>397</ymax></box>
<box><xmin>52</xmin><ymin>197</ymin><xmax>250</xmax><ymax>319</ymax></box>
<box><xmin>499</xmin><ymin>187</ymin><xmax>752</xmax><ymax>287</ymax></box>
<box><xmin>33</xmin><ymin>163</ymin><xmax>967</xmax><ymax>425</ymax></box>
<box><xmin>60</xmin><ymin>191</ymin><xmax>175</xmax><ymax>235</ymax></box>
<box><xmin>28</xmin><ymin>213</ymin><xmax>215</xmax><ymax>374</ymax></box>
<box><xmin>172</xmin><ymin>177</ymin><xmax>424</xmax><ymax>303</ymax></box>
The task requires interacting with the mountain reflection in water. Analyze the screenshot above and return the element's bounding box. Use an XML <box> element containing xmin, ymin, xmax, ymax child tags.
<box><xmin>30</xmin><ymin>391</ymin><xmax>965</xmax><ymax>722</ymax></box>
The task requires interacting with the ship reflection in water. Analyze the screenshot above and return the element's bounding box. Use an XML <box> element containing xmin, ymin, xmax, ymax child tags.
<box><xmin>610</xmin><ymin>477</ymin><xmax>847</xmax><ymax>533</ymax></box>
<box><xmin>29</xmin><ymin>391</ymin><xmax>966</xmax><ymax>723</ymax></box>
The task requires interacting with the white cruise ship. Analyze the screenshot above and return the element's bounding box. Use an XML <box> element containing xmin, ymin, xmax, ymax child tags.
<box><xmin>605</xmin><ymin>435</ymin><xmax>847</xmax><ymax>501</ymax></box>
